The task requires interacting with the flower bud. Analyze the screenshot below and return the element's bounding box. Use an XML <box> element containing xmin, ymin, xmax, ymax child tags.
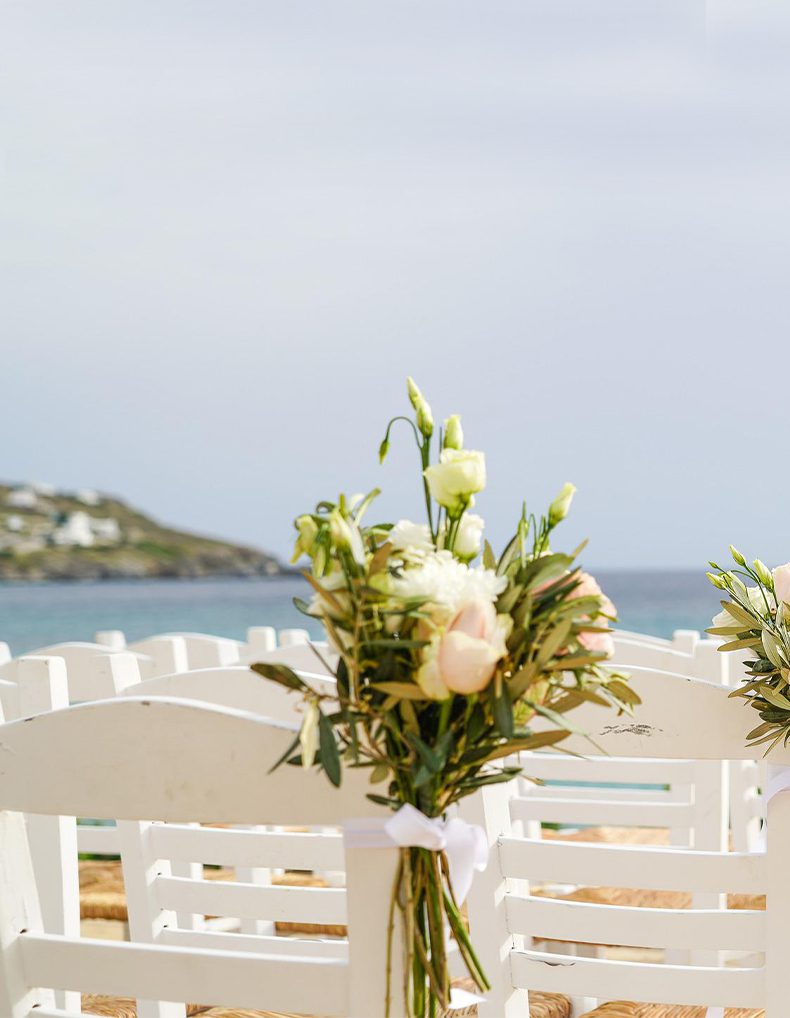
<box><xmin>729</xmin><ymin>545</ymin><xmax>746</xmax><ymax>566</ymax></box>
<box><xmin>407</xmin><ymin>377</ymin><xmax>434</xmax><ymax>438</ymax></box>
<box><xmin>548</xmin><ymin>482</ymin><xmax>576</xmax><ymax>528</ymax></box>
<box><xmin>378</xmin><ymin>436</ymin><xmax>390</xmax><ymax>464</ymax></box>
<box><xmin>707</xmin><ymin>571</ymin><xmax>727</xmax><ymax>590</ymax></box>
<box><xmin>292</xmin><ymin>514</ymin><xmax>319</xmax><ymax>563</ymax></box>
<box><xmin>753</xmin><ymin>559</ymin><xmax>774</xmax><ymax>588</ymax></box>
<box><xmin>443</xmin><ymin>414</ymin><xmax>463</xmax><ymax>451</ymax></box>
<box><xmin>299</xmin><ymin>700</ymin><xmax>320</xmax><ymax>769</ymax></box>
<box><xmin>329</xmin><ymin>509</ymin><xmax>366</xmax><ymax>565</ymax></box>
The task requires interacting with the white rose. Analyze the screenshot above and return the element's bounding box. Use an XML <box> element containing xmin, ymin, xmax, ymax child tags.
<box><xmin>424</xmin><ymin>449</ymin><xmax>486</xmax><ymax>515</ymax></box>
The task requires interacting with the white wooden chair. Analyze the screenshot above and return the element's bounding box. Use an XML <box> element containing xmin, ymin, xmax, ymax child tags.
<box><xmin>95</xmin><ymin>627</ymin><xmax>313</xmax><ymax>668</ymax></box>
<box><xmin>612</xmin><ymin>635</ymin><xmax>764</xmax><ymax>853</ymax></box>
<box><xmin>465</xmin><ymin>665</ymin><xmax>786</xmax><ymax>1017</ymax></box>
<box><xmin>0</xmin><ymin>696</ymin><xmax>411</xmax><ymax>1018</ymax></box>
<box><xmin>0</xmin><ymin>657</ymin><xmax>80</xmax><ymax>1011</ymax></box>
<box><xmin>114</xmin><ymin>664</ymin><xmax>340</xmax><ymax>944</ymax></box>
<box><xmin>3</xmin><ymin>641</ymin><xmax>178</xmax><ymax>690</ymax></box>
<box><xmin>613</xmin><ymin>629</ymin><xmax>700</xmax><ymax>654</ymax></box>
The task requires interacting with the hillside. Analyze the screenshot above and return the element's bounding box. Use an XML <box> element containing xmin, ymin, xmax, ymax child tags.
<box><xmin>0</xmin><ymin>482</ymin><xmax>286</xmax><ymax>581</ymax></box>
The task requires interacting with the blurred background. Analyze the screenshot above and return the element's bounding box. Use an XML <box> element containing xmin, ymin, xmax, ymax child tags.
<box><xmin>2</xmin><ymin>1</ymin><xmax>789</xmax><ymax>650</ymax></box>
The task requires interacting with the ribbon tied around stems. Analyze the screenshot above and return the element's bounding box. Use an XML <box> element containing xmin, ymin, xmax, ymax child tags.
<box><xmin>344</xmin><ymin>804</ymin><xmax>489</xmax><ymax>1011</ymax></box>
<box><xmin>344</xmin><ymin>803</ymin><xmax>488</xmax><ymax>905</ymax></box>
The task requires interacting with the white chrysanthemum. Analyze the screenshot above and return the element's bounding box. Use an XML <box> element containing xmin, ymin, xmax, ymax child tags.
<box><xmin>389</xmin><ymin>519</ymin><xmax>434</xmax><ymax>557</ymax></box>
<box><xmin>389</xmin><ymin>549</ymin><xmax>505</xmax><ymax>621</ymax></box>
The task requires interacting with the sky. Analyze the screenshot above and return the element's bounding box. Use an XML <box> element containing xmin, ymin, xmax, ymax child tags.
<box><xmin>2</xmin><ymin>1</ymin><xmax>790</xmax><ymax>569</ymax></box>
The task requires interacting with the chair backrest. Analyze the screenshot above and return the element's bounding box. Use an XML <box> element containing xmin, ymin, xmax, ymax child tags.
<box><xmin>243</xmin><ymin>640</ymin><xmax>337</xmax><ymax>676</ymax></box>
<box><xmin>0</xmin><ymin>698</ymin><xmax>399</xmax><ymax>1018</ymax></box>
<box><xmin>118</xmin><ymin>664</ymin><xmax>336</xmax><ymax>716</ymax></box>
<box><xmin>610</xmin><ymin>635</ymin><xmax>725</xmax><ymax>683</ymax></box>
<box><xmin>131</xmin><ymin>633</ymin><xmax>243</xmax><ymax>669</ymax></box>
<box><xmin>465</xmin><ymin>667</ymin><xmax>790</xmax><ymax>1017</ymax></box>
<box><xmin>3</xmin><ymin>643</ymin><xmax>143</xmax><ymax>701</ymax></box>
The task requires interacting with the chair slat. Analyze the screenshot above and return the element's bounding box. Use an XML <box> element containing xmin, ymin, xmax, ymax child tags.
<box><xmin>76</xmin><ymin>825</ymin><xmax>119</xmax><ymax>855</ymax></box>
<box><xmin>506</xmin><ymin>894</ymin><xmax>765</xmax><ymax>951</ymax></box>
<box><xmin>510</xmin><ymin>948</ymin><xmax>764</xmax><ymax>1009</ymax></box>
<box><xmin>155</xmin><ymin>875</ymin><xmax>347</xmax><ymax>924</ymax></box>
<box><xmin>521</xmin><ymin>785</ymin><xmax>686</xmax><ymax>803</ymax></box>
<box><xmin>149</xmin><ymin>824</ymin><xmax>344</xmax><ymax>871</ymax></box>
<box><xmin>20</xmin><ymin>932</ymin><xmax>348</xmax><ymax>1016</ymax></box>
<box><xmin>158</xmin><ymin>927</ymin><xmax>348</xmax><ymax>958</ymax></box>
<box><xmin>518</xmin><ymin>755</ymin><xmax>694</xmax><ymax>784</ymax></box>
<box><xmin>498</xmin><ymin>837</ymin><xmax>767</xmax><ymax>893</ymax></box>
<box><xmin>510</xmin><ymin>796</ymin><xmax>694</xmax><ymax>828</ymax></box>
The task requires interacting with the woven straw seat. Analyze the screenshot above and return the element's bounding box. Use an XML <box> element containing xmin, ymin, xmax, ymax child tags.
<box><xmin>543</xmin><ymin>827</ymin><xmax>670</xmax><ymax>846</ymax></box>
<box><xmin>83</xmin><ymin>989</ymin><xmax>571</xmax><ymax>1017</ymax></box>
<box><xmin>580</xmin><ymin>1004</ymin><xmax>763</xmax><ymax>1017</ymax></box>
<box><xmin>79</xmin><ymin>860</ymin><xmax>347</xmax><ymax>935</ymax></box>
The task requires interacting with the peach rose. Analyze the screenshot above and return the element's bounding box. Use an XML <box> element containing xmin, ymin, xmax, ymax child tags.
<box><xmin>416</xmin><ymin>599</ymin><xmax>510</xmax><ymax>699</ymax></box>
<box><xmin>773</xmin><ymin>563</ymin><xmax>790</xmax><ymax>606</ymax></box>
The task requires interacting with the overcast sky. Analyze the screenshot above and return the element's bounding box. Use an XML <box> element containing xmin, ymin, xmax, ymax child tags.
<box><xmin>2</xmin><ymin>1</ymin><xmax>789</xmax><ymax>568</ymax></box>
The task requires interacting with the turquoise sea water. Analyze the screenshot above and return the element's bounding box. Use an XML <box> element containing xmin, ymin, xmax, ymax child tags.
<box><xmin>0</xmin><ymin>571</ymin><xmax>720</xmax><ymax>657</ymax></box>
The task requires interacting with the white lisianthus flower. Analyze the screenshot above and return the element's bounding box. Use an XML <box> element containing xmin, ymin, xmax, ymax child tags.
<box><xmin>389</xmin><ymin>519</ymin><xmax>434</xmax><ymax>558</ymax></box>
<box><xmin>452</xmin><ymin>513</ymin><xmax>484</xmax><ymax>561</ymax></box>
<box><xmin>424</xmin><ymin>449</ymin><xmax>486</xmax><ymax>515</ymax></box>
<box><xmin>389</xmin><ymin>550</ymin><xmax>505</xmax><ymax>623</ymax></box>
<box><xmin>711</xmin><ymin>586</ymin><xmax>766</xmax><ymax>629</ymax></box>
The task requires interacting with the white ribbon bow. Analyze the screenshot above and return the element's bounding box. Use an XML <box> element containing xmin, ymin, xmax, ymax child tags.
<box><xmin>344</xmin><ymin>803</ymin><xmax>488</xmax><ymax>904</ymax></box>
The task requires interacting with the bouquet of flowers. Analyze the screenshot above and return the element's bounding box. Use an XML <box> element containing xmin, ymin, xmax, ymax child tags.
<box><xmin>253</xmin><ymin>379</ymin><xmax>636</xmax><ymax>1017</ymax></box>
<box><xmin>708</xmin><ymin>548</ymin><xmax>790</xmax><ymax>754</ymax></box>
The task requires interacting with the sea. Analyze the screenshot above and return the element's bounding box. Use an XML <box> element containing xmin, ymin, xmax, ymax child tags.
<box><xmin>0</xmin><ymin>571</ymin><xmax>720</xmax><ymax>656</ymax></box>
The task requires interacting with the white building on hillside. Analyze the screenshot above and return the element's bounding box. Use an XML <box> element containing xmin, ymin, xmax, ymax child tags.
<box><xmin>52</xmin><ymin>512</ymin><xmax>95</xmax><ymax>548</ymax></box>
<box><xmin>6</xmin><ymin>486</ymin><xmax>38</xmax><ymax>510</ymax></box>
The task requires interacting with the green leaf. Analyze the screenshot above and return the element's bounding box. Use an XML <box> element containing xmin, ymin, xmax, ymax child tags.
<box><xmin>605</xmin><ymin>678</ymin><xmax>642</xmax><ymax>708</ymax></box>
<box><xmin>482</xmin><ymin>540</ymin><xmax>497</xmax><ymax>571</ymax></box>
<box><xmin>721</xmin><ymin>599</ymin><xmax>761</xmax><ymax>627</ymax></box>
<box><xmin>318</xmin><ymin>713</ymin><xmax>341</xmax><ymax>787</ymax></box>
<box><xmin>536</xmin><ymin>619</ymin><xmax>573</xmax><ymax>666</ymax></box>
<box><xmin>507</xmin><ymin>662</ymin><xmax>540</xmax><ymax>699</ymax></box>
<box><xmin>370</xmin><ymin>682</ymin><xmax>430</xmax><ymax>701</ymax></box>
<box><xmin>250</xmin><ymin>662</ymin><xmax>309</xmax><ymax>692</ymax></box>
<box><xmin>758</xmin><ymin>686</ymin><xmax>790</xmax><ymax>712</ymax></box>
<box><xmin>266</xmin><ymin>732</ymin><xmax>302</xmax><ymax>774</ymax></box>
<box><xmin>405</xmin><ymin>731</ymin><xmax>442</xmax><ymax>774</ymax></box>
<box><xmin>492</xmin><ymin>683</ymin><xmax>514</xmax><ymax>738</ymax></box>
<box><xmin>718</xmin><ymin>637</ymin><xmax>763</xmax><ymax>652</ymax></box>
<box><xmin>369</xmin><ymin>763</ymin><xmax>390</xmax><ymax>784</ymax></box>
<box><xmin>545</xmin><ymin>654</ymin><xmax>605</xmax><ymax>671</ymax></box>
